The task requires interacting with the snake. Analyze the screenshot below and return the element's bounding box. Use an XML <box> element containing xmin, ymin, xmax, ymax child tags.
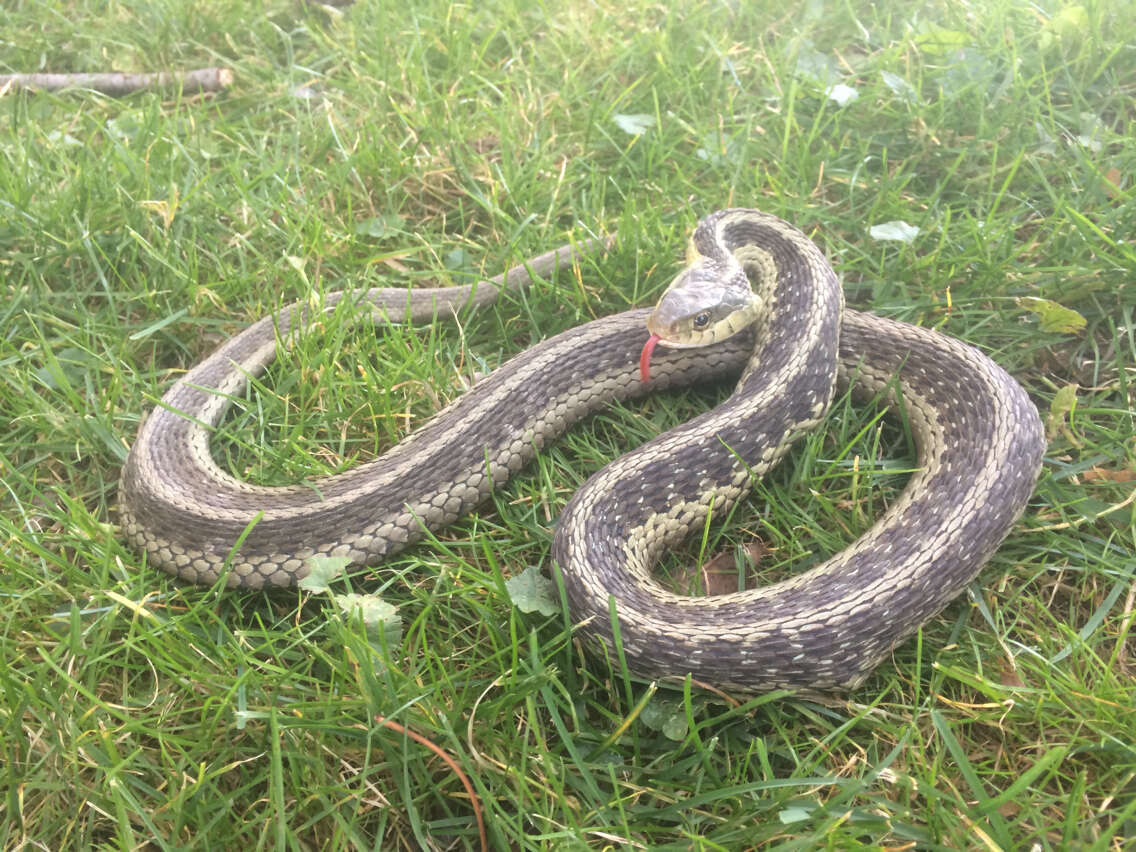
<box><xmin>118</xmin><ymin>209</ymin><xmax>1045</xmax><ymax>692</ymax></box>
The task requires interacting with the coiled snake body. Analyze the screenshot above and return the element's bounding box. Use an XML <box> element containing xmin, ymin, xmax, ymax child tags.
<box><xmin>119</xmin><ymin>209</ymin><xmax>1045</xmax><ymax>692</ymax></box>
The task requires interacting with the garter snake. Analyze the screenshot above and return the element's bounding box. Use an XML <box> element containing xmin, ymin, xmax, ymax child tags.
<box><xmin>118</xmin><ymin>209</ymin><xmax>1045</xmax><ymax>691</ymax></box>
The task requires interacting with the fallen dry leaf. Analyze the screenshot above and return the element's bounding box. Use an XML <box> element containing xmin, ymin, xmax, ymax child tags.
<box><xmin>1103</xmin><ymin>167</ymin><xmax>1123</xmax><ymax>199</ymax></box>
<box><xmin>699</xmin><ymin>541</ymin><xmax>768</xmax><ymax>596</ymax></box>
<box><xmin>1082</xmin><ymin>465</ymin><xmax>1136</xmax><ymax>483</ymax></box>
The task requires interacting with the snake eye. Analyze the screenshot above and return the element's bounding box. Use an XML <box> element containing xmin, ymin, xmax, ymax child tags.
<box><xmin>692</xmin><ymin>311</ymin><xmax>711</xmax><ymax>329</ymax></box>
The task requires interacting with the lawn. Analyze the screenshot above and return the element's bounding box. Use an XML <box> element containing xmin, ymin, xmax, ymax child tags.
<box><xmin>2</xmin><ymin>0</ymin><xmax>1134</xmax><ymax>849</ymax></box>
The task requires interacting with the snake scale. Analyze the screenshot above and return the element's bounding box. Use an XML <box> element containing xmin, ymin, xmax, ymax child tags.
<box><xmin>119</xmin><ymin>209</ymin><xmax>1045</xmax><ymax>692</ymax></box>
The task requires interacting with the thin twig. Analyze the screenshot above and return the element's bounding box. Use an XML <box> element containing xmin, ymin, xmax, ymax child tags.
<box><xmin>375</xmin><ymin>715</ymin><xmax>488</xmax><ymax>852</ymax></box>
<box><xmin>0</xmin><ymin>67</ymin><xmax>233</xmax><ymax>97</ymax></box>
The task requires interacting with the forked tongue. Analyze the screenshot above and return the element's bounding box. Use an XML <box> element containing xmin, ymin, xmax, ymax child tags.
<box><xmin>639</xmin><ymin>333</ymin><xmax>661</xmax><ymax>383</ymax></box>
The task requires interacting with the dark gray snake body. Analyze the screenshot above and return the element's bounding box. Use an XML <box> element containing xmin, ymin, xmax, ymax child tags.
<box><xmin>119</xmin><ymin>210</ymin><xmax>1045</xmax><ymax>691</ymax></box>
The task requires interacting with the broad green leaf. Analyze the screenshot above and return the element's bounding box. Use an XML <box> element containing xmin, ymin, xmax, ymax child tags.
<box><xmin>1075</xmin><ymin>111</ymin><xmax>1105</xmax><ymax>152</ymax></box>
<box><xmin>660</xmin><ymin>712</ymin><xmax>687</xmax><ymax>741</ymax></box>
<box><xmin>444</xmin><ymin>247</ymin><xmax>472</xmax><ymax>269</ymax></box>
<box><xmin>612</xmin><ymin>113</ymin><xmax>655</xmax><ymax>136</ymax></box>
<box><xmin>1017</xmin><ymin>297</ymin><xmax>1087</xmax><ymax>333</ymax></box>
<box><xmin>355</xmin><ymin>213</ymin><xmax>405</xmax><ymax>238</ymax></box>
<box><xmin>34</xmin><ymin>346</ymin><xmax>99</xmax><ymax>390</ymax></box>
<box><xmin>46</xmin><ymin>130</ymin><xmax>82</xmax><ymax>148</ymax></box>
<box><xmin>825</xmin><ymin>83</ymin><xmax>858</xmax><ymax>107</ymax></box>
<box><xmin>1046</xmin><ymin>383</ymin><xmax>1079</xmax><ymax>442</ymax></box>
<box><xmin>696</xmin><ymin>132</ymin><xmax>743</xmax><ymax>167</ymax></box>
<box><xmin>881</xmin><ymin>70</ymin><xmax>919</xmax><ymax>104</ymax></box>
<box><xmin>505</xmin><ymin>565</ymin><xmax>558</xmax><ymax>616</ymax></box>
<box><xmin>779</xmin><ymin>806</ymin><xmax>814</xmax><ymax>824</ymax></box>
<box><xmin>299</xmin><ymin>555</ymin><xmax>352</xmax><ymax>591</ymax></box>
<box><xmin>639</xmin><ymin>696</ymin><xmax>689</xmax><ymax>741</ymax></box>
<box><xmin>869</xmin><ymin>220</ymin><xmax>920</xmax><ymax>243</ymax></box>
<box><xmin>1040</xmin><ymin>6</ymin><xmax>1089</xmax><ymax>52</ymax></box>
<box><xmin>334</xmin><ymin>592</ymin><xmax>402</xmax><ymax>645</ymax></box>
<box><xmin>915</xmin><ymin>27</ymin><xmax>970</xmax><ymax>56</ymax></box>
<box><xmin>793</xmin><ymin>44</ymin><xmax>839</xmax><ymax>86</ymax></box>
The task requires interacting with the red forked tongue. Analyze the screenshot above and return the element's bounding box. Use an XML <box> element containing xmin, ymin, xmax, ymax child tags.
<box><xmin>639</xmin><ymin>333</ymin><xmax>661</xmax><ymax>383</ymax></box>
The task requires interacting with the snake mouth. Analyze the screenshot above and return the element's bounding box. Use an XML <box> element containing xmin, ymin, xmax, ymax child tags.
<box><xmin>639</xmin><ymin>333</ymin><xmax>661</xmax><ymax>382</ymax></box>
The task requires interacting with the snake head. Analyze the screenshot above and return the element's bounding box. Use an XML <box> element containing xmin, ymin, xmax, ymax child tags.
<box><xmin>640</xmin><ymin>263</ymin><xmax>762</xmax><ymax>382</ymax></box>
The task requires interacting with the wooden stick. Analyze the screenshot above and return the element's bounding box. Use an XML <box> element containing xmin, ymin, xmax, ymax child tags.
<box><xmin>0</xmin><ymin>67</ymin><xmax>233</xmax><ymax>97</ymax></box>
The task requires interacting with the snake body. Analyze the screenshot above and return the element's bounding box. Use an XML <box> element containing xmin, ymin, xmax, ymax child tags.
<box><xmin>119</xmin><ymin>209</ymin><xmax>1045</xmax><ymax>692</ymax></box>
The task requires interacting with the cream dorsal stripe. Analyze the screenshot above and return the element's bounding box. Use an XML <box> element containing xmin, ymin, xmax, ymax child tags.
<box><xmin>119</xmin><ymin>209</ymin><xmax>1045</xmax><ymax>692</ymax></box>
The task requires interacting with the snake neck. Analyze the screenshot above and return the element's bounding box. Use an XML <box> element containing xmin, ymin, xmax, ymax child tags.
<box><xmin>693</xmin><ymin>209</ymin><xmax>843</xmax><ymax>390</ymax></box>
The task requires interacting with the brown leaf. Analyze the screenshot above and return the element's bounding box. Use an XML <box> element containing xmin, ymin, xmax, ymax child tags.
<box><xmin>700</xmin><ymin>542</ymin><xmax>768</xmax><ymax>596</ymax></box>
<box><xmin>1103</xmin><ymin>167</ymin><xmax>1124</xmax><ymax>199</ymax></box>
<box><xmin>998</xmin><ymin>663</ymin><xmax>1025</xmax><ymax>688</ymax></box>
<box><xmin>998</xmin><ymin>801</ymin><xmax>1021</xmax><ymax>818</ymax></box>
<box><xmin>1082</xmin><ymin>465</ymin><xmax>1136</xmax><ymax>483</ymax></box>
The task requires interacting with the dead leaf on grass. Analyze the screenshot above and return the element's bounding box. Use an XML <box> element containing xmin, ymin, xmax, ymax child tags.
<box><xmin>699</xmin><ymin>541</ymin><xmax>769</xmax><ymax>596</ymax></box>
<box><xmin>1081</xmin><ymin>465</ymin><xmax>1136</xmax><ymax>483</ymax></box>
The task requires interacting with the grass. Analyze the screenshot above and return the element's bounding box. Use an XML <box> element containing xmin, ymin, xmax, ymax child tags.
<box><xmin>2</xmin><ymin>0</ymin><xmax>1134</xmax><ymax>848</ymax></box>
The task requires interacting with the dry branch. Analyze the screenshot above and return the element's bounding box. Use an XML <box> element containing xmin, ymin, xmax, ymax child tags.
<box><xmin>0</xmin><ymin>67</ymin><xmax>233</xmax><ymax>97</ymax></box>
